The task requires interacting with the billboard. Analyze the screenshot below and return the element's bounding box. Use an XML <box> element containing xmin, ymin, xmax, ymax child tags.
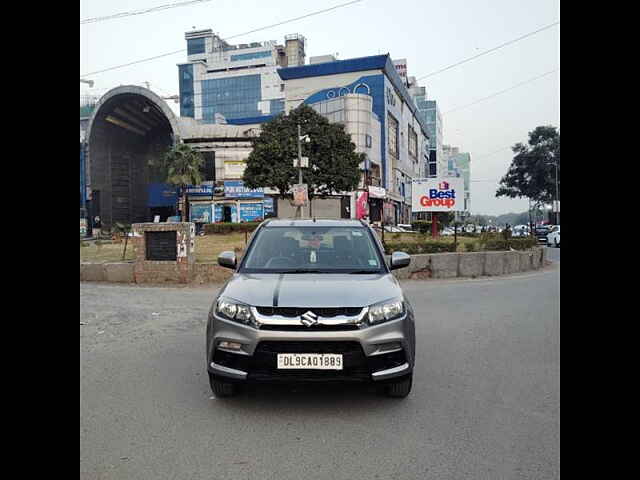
<box><xmin>411</xmin><ymin>178</ymin><xmax>465</xmax><ymax>212</ymax></box>
<box><xmin>189</xmin><ymin>203</ymin><xmax>213</xmax><ymax>223</ymax></box>
<box><xmin>239</xmin><ymin>203</ymin><xmax>264</xmax><ymax>222</ymax></box>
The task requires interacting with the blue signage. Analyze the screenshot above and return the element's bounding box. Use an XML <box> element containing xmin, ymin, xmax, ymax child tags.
<box><xmin>224</xmin><ymin>180</ymin><xmax>264</xmax><ymax>198</ymax></box>
<box><xmin>185</xmin><ymin>184</ymin><xmax>213</xmax><ymax>196</ymax></box>
<box><xmin>148</xmin><ymin>183</ymin><xmax>178</xmax><ymax>207</ymax></box>
<box><xmin>214</xmin><ymin>204</ymin><xmax>223</xmax><ymax>222</ymax></box>
<box><xmin>239</xmin><ymin>203</ymin><xmax>264</xmax><ymax>222</ymax></box>
<box><xmin>190</xmin><ymin>203</ymin><xmax>213</xmax><ymax>223</ymax></box>
<box><xmin>263</xmin><ymin>197</ymin><xmax>275</xmax><ymax>216</ymax></box>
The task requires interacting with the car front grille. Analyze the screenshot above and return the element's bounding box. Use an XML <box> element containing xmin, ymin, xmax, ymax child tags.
<box><xmin>256</xmin><ymin>307</ymin><xmax>363</xmax><ymax>318</ymax></box>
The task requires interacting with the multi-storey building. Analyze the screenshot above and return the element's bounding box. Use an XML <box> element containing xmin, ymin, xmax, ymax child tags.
<box><xmin>278</xmin><ymin>54</ymin><xmax>430</xmax><ymax>224</ymax></box>
<box><xmin>443</xmin><ymin>144</ymin><xmax>471</xmax><ymax>212</ymax></box>
<box><xmin>178</xmin><ymin>29</ymin><xmax>305</xmax><ymax>124</ymax></box>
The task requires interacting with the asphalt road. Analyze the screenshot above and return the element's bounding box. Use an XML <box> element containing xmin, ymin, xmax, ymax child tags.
<box><xmin>80</xmin><ymin>248</ymin><xmax>559</xmax><ymax>480</ymax></box>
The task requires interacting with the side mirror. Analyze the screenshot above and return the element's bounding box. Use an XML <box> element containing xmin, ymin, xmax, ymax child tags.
<box><xmin>390</xmin><ymin>251</ymin><xmax>411</xmax><ymax>271</ymax></box>
<box><xmin>218</xmin><ymin>251</ymin><xmax>237</xmax><ymax>270</ymax></box>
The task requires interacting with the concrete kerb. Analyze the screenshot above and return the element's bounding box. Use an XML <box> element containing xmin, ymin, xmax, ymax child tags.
<box><xmin>459</xmin><ymin>252</ymin><xmax>486</xmax><ymax>278</ymax></box>
<box><xmin>80</xmin><ymin>248</ymin><xmax>547</xmax><ymax>283</ymax></box>
<box><xmin>104</xmin><ymin>262</ymin><xmax>135</xmax><ymax>283</ymax></box>
<box><xmin>430</xmin><ymin>253</ymin><xmax>459</xmax><ymax>279</ymax></box>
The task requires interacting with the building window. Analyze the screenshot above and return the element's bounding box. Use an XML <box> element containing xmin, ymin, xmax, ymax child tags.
<box><xmin>408</xmin><ymin>126</ymin><xmax>417</xmax><ymax>160</ymax></box>
<box><xmin>387</xmin><ymin>112</ymin><xmax>398</xmax><ymax>159</ymax></box>
<box><xmin>365</xmin><ymin>134</ymin><xmax>372</xmax><ymax>148</ymax></box>
<box><xmin>178</xmin><ymin>64</ymin><xmax>194</xmax><ymax>118</ymax></box>
<box><xmin>230</xmin><ymin>50</ymin><xmax>272</xmax><ymax>62</ymax></box>
<box><xmin>280</xmin><ymin>84</ymin><xmax>285</xmax><ymax>92</ymax></box>
<box><xmin>187</xmin><ymin>38</ymin><xmax>206</xmax><ymax>56</ymax></box>
<box><xmin>200</xmin><ymin>74</ymin><xmax>262</xmax><ymax>122</ymax></box>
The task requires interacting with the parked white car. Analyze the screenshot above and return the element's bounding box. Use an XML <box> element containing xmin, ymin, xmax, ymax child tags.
<box><xmin>547</xmin><ymin>226</ymin><xmax>560</xmax><ymax>247</ymax></box>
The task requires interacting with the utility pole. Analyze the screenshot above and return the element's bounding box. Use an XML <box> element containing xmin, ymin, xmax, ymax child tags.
<box><xmin>547</xmin><ymin>160</ymin><xmax>560</xmax><ymax>225</ymax></box>
<box><xmin>297</xmin><ymin>123</ymin><xmax>303</xmax><ymax>219</ymax></box>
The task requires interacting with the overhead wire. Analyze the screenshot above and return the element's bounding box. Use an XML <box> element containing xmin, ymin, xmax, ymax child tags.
<box><xmin>81</xmin><ymin>0</ymin><xmax>363</xmax><ymax>77</ymax></box>
<box><xmin>81</xmin><ymin>0</ymin><xmax>215</xmax><ymax>25</ymax></box>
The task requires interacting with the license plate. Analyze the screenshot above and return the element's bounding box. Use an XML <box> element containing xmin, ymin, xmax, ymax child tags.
<box><xmin>277</xmin><ymin>353</ymin><xmax>343</xmax><ymax>370</ymax></box>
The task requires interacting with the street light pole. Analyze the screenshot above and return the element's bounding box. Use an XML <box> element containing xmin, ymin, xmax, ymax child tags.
<box><xmin>296</xmin><ymin>123</ymin><xmax>305</xmax><ymax>219</ymax></box>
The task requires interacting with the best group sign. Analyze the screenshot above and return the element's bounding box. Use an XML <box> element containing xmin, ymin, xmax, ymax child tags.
<box><xmin>411</xmin><ymin>178</ymin><xmax>465</xmax><ymax>212</ymax></box>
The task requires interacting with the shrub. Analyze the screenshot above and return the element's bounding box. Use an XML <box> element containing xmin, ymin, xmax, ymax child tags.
<box><xmin>411</xmin><ymin>221</ymin><xmax>431</xmax><ymax>234</ymax></box>
<box><xmin>483</xmin><ymin>237</ymin><xmax>537</xmax><ymax>251</ymax></box>
<box><xmin>204</xmin><ymin>222</ymin><xmax>261</xmax><ymax>234</ymax></box>
<box><xmin>464</xmin><ymin>242</ymin><xmax>478</xmax><ymax>252</ymax></box>
<box><xmin>384</xmin><ymin>240</ymin><xmax>456</xmax><ymax>255</ymax></box>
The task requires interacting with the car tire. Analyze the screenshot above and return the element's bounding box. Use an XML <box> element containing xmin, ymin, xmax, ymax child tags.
<box><xmin>385</xmin><ymin>374</ymin><xmax>413</xmax><ymax>398</ymax></box>
<box><xmin>209</xmin><ymin>373</ymin><xmax>237</xmax><ymax>397</ymax></box>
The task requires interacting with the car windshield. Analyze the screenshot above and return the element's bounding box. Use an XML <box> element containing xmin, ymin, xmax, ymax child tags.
<box><xmin>240</xmin><ymin>226</ymin><xmax>386</xmax><ymax>273</ymax></box>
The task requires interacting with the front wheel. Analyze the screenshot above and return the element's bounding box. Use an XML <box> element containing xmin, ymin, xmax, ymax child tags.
<box><xmin>385</xmin><ymin>374</ymin><xmax>413</xmax><ymax>398</ymax></box>
<box><xmin>209</xmin><ymin>373</ymin><xmax>238</xmax><ymax>397</ymax></box>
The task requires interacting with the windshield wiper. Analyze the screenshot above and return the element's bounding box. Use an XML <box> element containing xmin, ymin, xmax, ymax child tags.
<box><xmin>348</xmin><ymin>270</ymin><xmax>382</xmax><ymax>274</ymax></box>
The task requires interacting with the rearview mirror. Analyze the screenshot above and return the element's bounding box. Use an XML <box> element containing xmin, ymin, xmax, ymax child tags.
<box><xmin>217</xmin><ymin>251</ymin><xmax>237</xmax><ymax>270</ymax></box>
<box><xmin>390</xmin><ymin>251</ymin><xmax>411</xmax><ymax>270</ymax></box>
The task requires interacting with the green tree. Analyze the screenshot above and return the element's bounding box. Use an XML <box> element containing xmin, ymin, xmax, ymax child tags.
<box><xmin>150</xmin><ymin>143</ymin><xmax>204</xmax><ymax>222</ymax></box>
<box><xmin>496</xmin><ymin>126</ymin><xmax>560</xmax><ymax>208</ymax></box>
<box><xmin>243</xmin><ymin>105</ymin><xmax>363</xmax><ymax>208</ymax></box>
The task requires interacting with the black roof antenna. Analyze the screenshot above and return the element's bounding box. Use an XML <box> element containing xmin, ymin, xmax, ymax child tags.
<box><xmin>313</xmin><ymin>216</ymin><xmax>316</xmax><ymax>222</ymax></box>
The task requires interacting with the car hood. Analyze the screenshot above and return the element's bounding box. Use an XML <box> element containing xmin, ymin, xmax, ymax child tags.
<box><xmin>219</xmin><ymin>273</ymin><xmax>403</xmax><ymax>307</ymax></box>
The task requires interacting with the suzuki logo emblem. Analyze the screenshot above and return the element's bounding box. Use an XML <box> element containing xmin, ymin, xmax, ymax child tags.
<box><xmin>300</xmin><ymin>311</ymin><xmax>318</xmax><ymax>327</ymax></box>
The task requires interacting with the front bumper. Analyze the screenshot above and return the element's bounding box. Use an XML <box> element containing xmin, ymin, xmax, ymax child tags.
<box><xmin>207</xmin><ymin>312</ymin><xmax>414</xmax><ymax>383</ymax></box>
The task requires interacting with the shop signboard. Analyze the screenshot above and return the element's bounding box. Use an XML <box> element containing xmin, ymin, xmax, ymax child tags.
<box><xmin>368</xmin><ymin>185</ymin><xmax>386</xmax><ymax>199</ymax></box>
<box><xmin>148</xmin><ymin>183</ymin><xmax>178</xmax><ymax>207</ymax></box>
<box><xmin>411</xmin><ymin>178</ymin><xmax>465</xmax><ymax>212</ymax></box>
<box><xmin>185</xmin><ymin>184</ymin><xmax>213</xmax><ymax>196</ymax></box>
<box><xmin>239</xmin><ymin>203</ymin><xmax>264</xmax><ymax>222</ymax></box>
<box><xmin>224</xmin><ymin>180</ymin><xmax>264</xmax><ymax>198</ymax></box>
<box><xmin>190</xmin><ymin>203</ymin><xmax>213</xmax><ymax>223</ymax></box>
<box><xmin>224</xmin><ymin>160</ymin><xmax>246</xmax><ymax>179</ymax></box>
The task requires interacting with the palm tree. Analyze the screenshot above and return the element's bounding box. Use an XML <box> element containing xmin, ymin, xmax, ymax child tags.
<box><xmin>152</xmin><ymin>144</ymin><xmax>204</xmax><ymax>222</ymax></box>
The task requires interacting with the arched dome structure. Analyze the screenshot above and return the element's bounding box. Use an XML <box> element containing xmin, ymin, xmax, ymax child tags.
<box><xmin>85</xmin><ymin>86</ymin><xmax>181</xmax><ymax>228</ymax></box>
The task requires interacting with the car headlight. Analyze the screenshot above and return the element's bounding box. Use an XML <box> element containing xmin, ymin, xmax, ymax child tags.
<box><xmin>216</xmin><ymin>297</ymin><xmax>255</xmax><ymax>326</ymax></box>
<box><xmin>368</xmin><ymin>298</ymin><xmax>404</xmax><ymax>325</ymax></box>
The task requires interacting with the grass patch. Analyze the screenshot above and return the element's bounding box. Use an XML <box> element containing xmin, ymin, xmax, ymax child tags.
<box><xmin>80</xmin><ymin>232</ymin><xmax>248</xmax><ymax>264</ymax></box>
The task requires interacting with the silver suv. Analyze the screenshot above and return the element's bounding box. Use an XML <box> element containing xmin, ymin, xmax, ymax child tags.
<box><xmin>206</xmin><ymin>219</ymin><xmax>415</xmax><ymax>398</ymax></box>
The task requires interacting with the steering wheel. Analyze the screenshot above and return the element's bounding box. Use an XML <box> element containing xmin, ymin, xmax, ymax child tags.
<box><xmin>265</xmin><ymin>256</ymin><xmax>295</xmax><ymax>268</ymax></box>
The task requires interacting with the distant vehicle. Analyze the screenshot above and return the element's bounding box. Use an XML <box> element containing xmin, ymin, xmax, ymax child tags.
<box><xmin>547</xmin><ymin>226</ymin><xmax>560</xmax><ymax>247</ymax></box>
<box><xmin>441</xmin><ymin>228</ymin><xmax>455</xmax><ymax>236</ymax></box>
<box><xmin>534</xmin><ymin>225</ymin><xmax>551</xmax><ymax>243</ymax></box>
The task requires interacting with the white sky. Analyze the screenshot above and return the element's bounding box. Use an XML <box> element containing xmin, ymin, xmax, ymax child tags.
<box><xmin>80</xmin><ymin>0</ymin><xmax>559</xmax><ymax>216</ymax></box>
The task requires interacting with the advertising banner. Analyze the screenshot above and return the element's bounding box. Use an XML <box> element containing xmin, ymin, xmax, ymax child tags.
<box><xmin>190</xmin><ymin>203</ymin><xmax>213</xmax><ymax>223</ymax></box>
<box><xmin>239</xmin><ymin>203</ymin><xmax>264</xmax><ymax>222</ymax></box>
<box><xmin>356</xmin><ymin>191</ymin><xmax>369</xmax><ymax>219</ymax></box>
<box><xmin>263</xmin><ymin>197</ymin><xmax>275</xmax><ymax>216</ymax></box>
<box><xmin>214</xmin><ymin>204</ymin><xmax>223</xmax><ymax>222</ymax></box>
<box><xmin>292</xmin><ymin>184</ymin><xmax>308</xmax><ymax>206</ymax></box>
<box><xmin>411</xmin><ymin>178</ymin><xmax>465</xmax><ymax>213</ymax></box>
<box><xmin>224</xmin><ymin>180</ymin><xmax>264</xmax><ymax>198</ymax></box>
